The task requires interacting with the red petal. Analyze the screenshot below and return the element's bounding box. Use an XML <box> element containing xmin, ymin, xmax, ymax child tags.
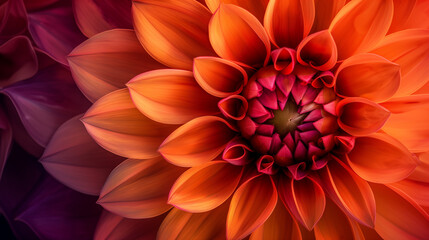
<box><xmin>311</xmin><ymin>0</ymin><xmax>345</xmax><ymax>33</ymax></box>
<box><xmin>297</xmin><ymin>30</ymin><xmax>337</xmax><ymax>71</ymax></box>
<box><xmin>127</xmin><ymin>69</ymin><xmax>219</xmax><ymax>125</ymax></box>
<box><xmin>209</xmin><ymin>3</ymin><xmax>270</xmax><ymax>67</ymax></box>
<box><xmin>227</xmin><ymin>175</ymin><xmax>277</xmax><ymax>239</ymax></box>
<box><xmin>132</xmin><ymin>0</ymin><xmax>214</xmax><ymax>70</ymax></box>
<box><xmin>159</xmin><ymin>116</ymin><xmax>236</xmax><ymax>167</ymax></box>
<box><xmin>329</xmin><ymin>0</ymin><xmax>394</xmax><ymax>59</ymax></box>
<box><xmin>205</xmin><ymin>0</ymin><xmax>269</xmax><ymax>23</ymax></box>
<box><xmin>347</xmin><ymin>133</ymin><xmax>418</xmax><ymax>184</ymax></box>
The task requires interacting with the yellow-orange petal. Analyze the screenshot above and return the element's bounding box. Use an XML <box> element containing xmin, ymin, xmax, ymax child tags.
<box><xmin>347</xmin><ymin>133</ymin><xmax>418</xmax><ymax>184</ymax></box>
<box><xmin>319</xmin><ymin>159</ymin><xmax>376</xmax><ymax>227</ymax></box>
<box><xmin>381</xmin><ymin>94</ymin><xmax>429</xmax><ymax>152</ymax></box>
<box><xmin>94</xmin><ymin>210</ymin><xmax>164</xmax><ymax>240</ymax></box>
<box><xmin>264</xmin><ymin>0</ymin><xmax>315</xmax><ymax>49</ymax></box>
<box><xmin>98</xmin><ymin>157</ymin><xmax>184</xmax><ymax>219</ymax></box>
<box><xmin>296</xmin><ymin>30</ymin><xmax>337</xmax><ymax>71</ymax></box>
<box><xmin>329</xmin><ymin>0</ymin><xmax>394</xmax><ymax>60</ymax></box>
<box><xmin>157</xmin><ymin>203</ymin><xmax>229</xmax><ymax>240</ymax></box>
<box><xmin>205</xmin><ymin>0</ymin><xmax>269</xmax><ymax>23</ymax></box>
<box><xmin>310</xmin><ymin>0</ymin><xmax>345</xmax><ymax>33</ymax></box>
<box><xmin>194</xmin><ymin>57</ymin><xmax>248</xmax><ymax>98</ymax></box>
<box><xmin>278</xmin><ymin>176</ymin><xmax>325</xmax><ymax>231</ymax></box>
<box><xmin>68</xmin><ymin>29</ymin><xmax>164</xmax><ymax>102</ymax></box>
<box><xmin>132</xmin><ymin>0</ymin><xmax>214</xmax><ymax>70</ymax></box>
<box><xmin>227</xmin><ymin>174</ymin><xmax>277</xmax><ymax>240</ymax></box>
<box><xmin>314</xmin><ymin>199</ymin><xmax>364</xmax><ymax>240</ymax></box>
<box><xmin>335</xmin><ymin>53</ymin><xmax>400</xmax><ymax>102</ymax></box>
<box><xmin>168</xmin><ymin>161</ymin><xmax>243</xmax><ymax>213</ymax></box>
<box><xmin>40</xmin><ymin>115</ymin><xmax>124</xmax><ymax>196</ymax></box>
<box><xmin>209</xmin><ymin>4</ymin><xmax>270</xmax><ymax>67</ymax></box>
<box><xmin>370</xmin><ymin>183</ymin><xmax>429</xmax><ymax>240</ymax></box>
<box><xmin>250</xmin><ymin>201</ymin><xmax>302</xmax><ymax>240</ymax></box>
<box><xmin>337</xmin><ymin>97</ymin><xmax>390</xmax><ymax>136</ymax></box>
<box><xmin>371</xmin><ymin>29</ymin><xmax>429</xmax><ymax>97</ymax></box>
<box><xmin>82</xmin><ymin>89</ymin><xmax>177</xmax><ymax>159</ymax></box>
<box><xmin>127</xmin><ymin>69</ymin><xmax>219</xmax><ymax>125</ymax></box>
<box><xmin>159</xmin><ymin>116</ymin><xmax>236</xmax><ymax>167</ymax></box>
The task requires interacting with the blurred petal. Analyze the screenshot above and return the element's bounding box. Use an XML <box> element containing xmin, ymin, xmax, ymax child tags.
<box><xmin>264</xmin><ymin>0</ymin><xmax>315</xmax><ymax>49</ymax></box>
<box><xmin>98</xmin><ymin>157</ymin><xmax>184</xmax><ymax>219</ymax></box>
<box><xmin>371</xmin><ymin>29</ymin><xmax>429</xmax><ymax>97</ymax></box>
<box><xmin>335</xmin><ymin>53</ymin><xmax>400</xmax><ymax>102</ymax></box>
<box><xmin>311</xmin><ymin>0</ymin><xmax>345</xmax><ymax>33</ymax></box>
<box><xmin>209</xmin><ymin>3</ymin><xmax>270</xmax><ymax>67</ymax></box>
<box><xmin>381</xmin><ymin>94</ymin><xmax>429</xmax><ymax>152</ymax></box>
<box><xmin>337</xmin><ymin>97</ymin><xmax>390</xmax><ymax>136</ymax></box>
<box><xmin>169</xmin><ymin>161</ymin><xmax>242</xmax><ymax>213</ymax></box>
<box><xmin>347</xmin><ymin>133</ymin><xmax>418</xmax><ymax>184</ymax></box>
<box><xmin>1</xmin><ymin>64</ymin><xmax>90</xmax><ymax>147</ymax></box>
<box><xmin>40</xmin><ymin>115</ymin><xmax>124</xmax><ymax>196</ymax></box>
<box><xmin>0</xmin><ymin>108</ymin><xmax>12</xmax><ymax>178</ymax></box>
<box><xmin>15</xmin><ymin>175</ymin><xmax>101</xmax><ymax>240</ymax></box>
<box><xmin>329</xmin><ymin>0</ymin><xmax>394</xmax><ymax>59</ymax></box>
<box><xmin>371</xmin><ymin>183</ymin><xmax>429</xmax><ymax>240</ymax></box>
<box><xmin>401</xmin><ymin>0</ymin><xmax>429</xmax><ymax>30</ymax></box>
<box><xmin>0</xmin><ymin>0</ymin><xmax>27</xmax><ymax>39</ymax></box>
<box><xmin>387</xmin><ymin>0</ymin><xmax>417</xmax><ymax>33</ymax></box>
<box><xmin>297</xmin><ymin>30</ymin><xmax>337</xmax><ymax>71</ymax></box>
<box><xmin>0</xmin><ymin>36</ymin><xmax>37</xmax><ymax>87</ymax></box>
<box><xmin>132</xmin><ymin>0</ymin><xmax>214</xmax><ymax>70</ymax></box>
<box><xmin>390</xmin><ymin>180</ymin><xmax>429</xmax><ymax>207</ymax></box>
<box><xmin>227</xmin><ymin>175</ymin><xmax>277</xmax><ymax>240</ymax></box>
<box><xmin>127</xmin><ymin>69</ymin><xmax>218</xmax><ymax>125</ymax></box>
<box><xmin>28</xmin><ymin>0</ymin><xmax>86</xmax><ymax>65</ymax></box>
<box><xmin>94</xmin><ymin>211</ymin><xmax>164</xmax><ymax>240</ymax></box>
<box><xmin>158</xmin><ymin>203</ymin><xmax>228</xmax><ymax>240</ymax></box>
<box><xmin>314</xmin><ymin>199</ymin><xmax>364</xmax><ymax>240</ymax></box>
<box><xmin>205</xmin><ymin>0</ymin><xmax>269</xmax><ymax>22</ymax></box>
<box><xmin>82</xmin><ymin>89</ymin><xmax>177</xmax><ymax>159</ymax></box>
<box><xmin>68</xmin><ymin>29</ymin><xmax>164</xmax><ymax>102</ymax></box>
<box><xmin>159</xmin><ymin>116</ymin><xmax>236</xmax><ymax>167</ymax></box>
<box><xmin>22</xmin><ymin>0</ymin><xmax>58</xmax><ymax>11</ymax></box>
<box><xmin>194</xmin><ymin>57</ymin><xmax>247</xmax><ymax>98</ymax></box>
<box><xmin>278</xmin><ymin>176</ymin><xmax>325</xmax><ymax>230</ymax></box>
<box><xmin>250</xmin><ymin>201</ymin><xmax>301</xmax><ymax>240</ymax></box>
<box><xmin>319</xmin><ymin>159</ymin><xmax>376</xmax><ymax>227</ymax></box>
<box><xmin>73</xmin><ymin>0</ymin><xmax>132</xmax><ymax>37</ymax></box>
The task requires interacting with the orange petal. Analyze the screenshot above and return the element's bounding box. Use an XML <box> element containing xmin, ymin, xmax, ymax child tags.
<box><xmin>381</xmin><ymin>94</ymin><xmax>429</xmax><ymax>152</ymax></box>
<box><xmin>337</xmin><ymin>97</ymin><xmax>390</xmax><ymax>136</ymax></box>
<box><xmin>68</xmin><ymin>29</ymin><xmax>164</xmax><ymax>102</ymax></box>
<box><xmin>193</xmin><ymin>57</ymin><xmax>248</xmax><ymax>98</ymax></box>
<box><xmin>311</xmin><ymin>0</ymin><xmax>345</xmax><ymax>33</ymax></box>
<box><xmin>387</xmin><ymin>0</ymin><xmax>417</xmax><ymax>33</ymax></box>
<box><xmin>157</xmin><ymin>203</ymin><xmax>229</xmax><ymax>240</ymax></box>
<box><xmin>401</xmin><ymin>0</ymin><xmax>429</xmax><ymax>30</ymax></box>
<box><xmin>227</xmin><ymin>175</ymin><xmax>277</xmax><ymax>239</ymax></box>
<box><xmin>127</xmin><ymin>69</ymin><xmax>219</xmax><ymax>125</ymax></box>
<box><xmin>250</xmin><ymin>201</ymin><xmax>302</xmax><ymax>240</ymax></box>
<box><xmin>40</xmin><ymin>115</ymin><xmax>124</xmax><ymax>196</ymax></box>
<box><xmin>168</xmin><ymin>161</ymin><xmax>243</xmax><ymax>213</ymax></box>
<box><xmin>370</xmin><ymin>183</ymin><xmax>429</xmax><ymax>240</ymax></box>
<box><xmin>94</xmin><ymin>210</ymin><xmax>164</xmax><ymax>240</ymax></box>
<box><xmin>205</xmin><ymin>0</ymin><xmax>269</xmax><ymax>23</ymax></box>
<box><xmin>278</xmin><ymin>176</ymin><xmax>325</xmax><ymax>230</ymax></box>
<box><xmin>132</xmin><ymin>0</ymin><xmax>214</xmax><ymax>70</ymax></box>
<box><xmin>329</xmin><ymin>0</ymin><xmax>394</xmax><ymax>60</ymax></box>
<box><xmin>82</xmin><ymin>89</ymin><xmax>177</xmax><ymax>159</ymax></box>
<box><xmin>314</xmin><ymin>198</ymin><xmax>364</xmax><ymax>240</ymax></box>
<box><xmin>347</xmin><ymin>133</ymin><xmax>418</xmax><ymax>184</ymax></box>
<box><xmin>264</xmin><ymin>0</ymin><xmax>315</xmax><ymax>49</ymax></box>
<box><xmin>98</xmin><ymin>157</ymin><xmax>184</xmax><ymax>219</ymax></box>
<box><xmin>408</xmin><ymin>152</ymin><xmax>429</xmax><ymax>183</ymax></box>
<box><xmin>334</xmin><ymin>53</ymin><xmax>400</xmax><ymax>102</ymax></box>
<box><xmin>297</xmin><ymin>30</ymin><xmax>337</xmax><ymax>71</ymax></box>
<box><xmin>159</xmin><ymin>116</ymin><xmax>236</xmax><ymax>167</ymax></box>
<box><xmin>209</xmin><ymin>4</ymin><xmax>270</xmax><ymax>67</ymax></box>
<box><xmin>371</xmin><ymin>29</ymin><xmax>429</xmax><ymax>97</ymax></box>
<box><xmin>319</xmin><ymin>158</ymin><xmax>376</xmax><ymax>227</ymax></box>
<box><xmin>390</xmin><ymin>179</ymin><xmax>429</xmax><ymax>207</ymax></box>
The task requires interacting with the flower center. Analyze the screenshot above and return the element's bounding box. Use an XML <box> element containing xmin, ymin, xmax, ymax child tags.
<box><xmin>267</xmin><ymin>98</ymin><xmax>308</xmax><ymax>137</ymax></box>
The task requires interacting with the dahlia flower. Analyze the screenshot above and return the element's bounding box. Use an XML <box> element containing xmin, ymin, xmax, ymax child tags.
<box><xmin>32</xmin><ymin>0</ymin><xmax>429</xmax><ymax>239</ymax></box>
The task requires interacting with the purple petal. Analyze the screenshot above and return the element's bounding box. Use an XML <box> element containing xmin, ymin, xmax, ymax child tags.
<box><xmin>0</xmin><ymin>0</ymin><xmax>27</xmax><ymax>40</ymax></box>
<box><xmin>0</xmin><ymin>109</ymin><xmax>12</xmax><ymax>179</ymax></box>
